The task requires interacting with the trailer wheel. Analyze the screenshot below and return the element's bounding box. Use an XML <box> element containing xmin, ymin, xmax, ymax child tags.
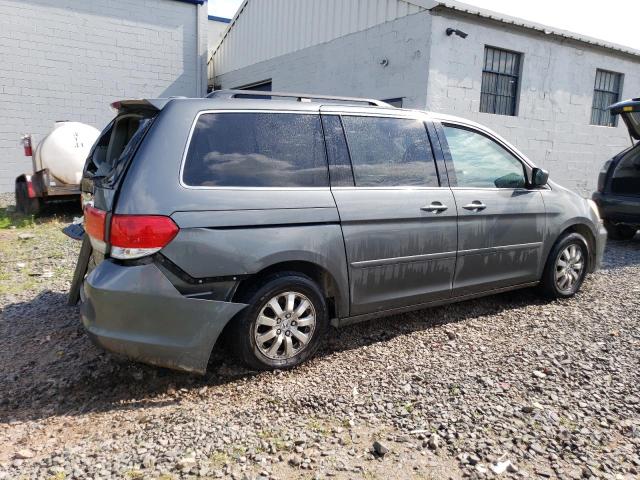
<box><xmin>15</xmin><ymin>179</ymin><xmax>42</xmax><ymax>216</ymax></box>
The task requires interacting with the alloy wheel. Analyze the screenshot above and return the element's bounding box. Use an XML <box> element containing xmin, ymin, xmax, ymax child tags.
<box><xmin>555</xmin><ymin>244</ymin><xmax>584</xmax><ymax>293</ymax></box>
<box><xmin>254</xmin><ymin>291</ymin><xmax>316</xmax><ymax>360</ymax></box>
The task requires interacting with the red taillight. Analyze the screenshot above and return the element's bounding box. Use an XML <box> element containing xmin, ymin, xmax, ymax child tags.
<box><xmin>26</xmin><ymin>178</ymin><xmax>36</xmax><ymax>198</ymax></box>
<box><xmin>109</xmin><ymin>215</ymin><xmax>178</xmax><ymax>259</ymax></box>
<box><xmin>83</xmin><ymin>207</ymin><xmax>178</xmax><ymax>259</ymax></box>
<box><xmin>84</xmin><ymin>205</ymin><xmax>107</xmax><ymax>242</ymax></box>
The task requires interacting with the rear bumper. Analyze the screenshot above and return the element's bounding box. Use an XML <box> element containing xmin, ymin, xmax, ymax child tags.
<box><xmin>80</xmin><ymin>260</ymin><xmax>247</xmax><ymax>374</ymax></box>
<box><xmin>592</xmin><ymin>192</ymin><xmax>640</xmax><ymax>225</ymax></box>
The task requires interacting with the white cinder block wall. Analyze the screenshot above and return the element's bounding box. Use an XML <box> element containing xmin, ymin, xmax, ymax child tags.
<box><xmin>0</xmin><ymin>0</ymin><xmax>207</xmax><ymax>192</ymax></box>
<box><xmin>426</xmin><ymin>12</ymin><xmax>640</xmax><ymax>197</ymax></box>
<box><xmin>207</xmin><ymin>17</ymin><xmax>229</xmax><ymax>51</ymax></box>
<box><xmin>215</xmin><ymin>11</ymin><xmax>434</xmax><ymax>109</ymax></box>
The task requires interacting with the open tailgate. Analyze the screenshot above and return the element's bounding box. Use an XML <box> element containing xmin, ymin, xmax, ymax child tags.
<box><xmin>610</xmin><ymin>98</ymin><xmax>640</xmax><ymax>140</ymax></box>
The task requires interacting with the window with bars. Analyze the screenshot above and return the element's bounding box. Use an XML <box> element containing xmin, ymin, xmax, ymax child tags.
<box><xmin>591</xmin><ymin>69</ymin><xmax>623</xmax><ymax>127</ymax></box>
<box><xmin>480</xmin><ymin>46</ymin><xmax>521</xmax><ymax>116</ymax></box>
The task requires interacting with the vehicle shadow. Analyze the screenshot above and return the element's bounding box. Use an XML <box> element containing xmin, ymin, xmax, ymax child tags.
<box><xmin>0</xmin><ymin>285</ymin><xmax>552</xmax><ymax>425</ymax></box>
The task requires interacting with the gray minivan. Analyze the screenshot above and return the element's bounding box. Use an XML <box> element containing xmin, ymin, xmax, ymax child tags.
<box><xmin>71</xmin><ymin>91</ymin><xmax>606</xmax><ymax>373</ymax></box>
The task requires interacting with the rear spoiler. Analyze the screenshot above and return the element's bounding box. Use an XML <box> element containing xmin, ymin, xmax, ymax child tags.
<box><xmin>110</xmin><ymin>98</ymin><xmax>182</xmax><ymax>113</ymax></box>
<box><xmin>609</xmin><ymin>97</ymin><xmax>640</xmax><ymax>141</ymax></box>
<box><xmin>609</xmin><ymin>97</ymin><xmax>640</xmax><ymax>116</ymax></box>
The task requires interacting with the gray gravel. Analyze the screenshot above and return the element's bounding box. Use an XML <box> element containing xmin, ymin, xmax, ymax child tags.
<box><xmin>1</xmin><ymin>193</ymin><xmax>639</xmax><ymax>480</ymax></box>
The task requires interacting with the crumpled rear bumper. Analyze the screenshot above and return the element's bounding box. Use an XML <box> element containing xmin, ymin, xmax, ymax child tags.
<box><xmin>81</xmin><ymin>260</ymin><xmax>247</xmax><ymax>374</ymax></box>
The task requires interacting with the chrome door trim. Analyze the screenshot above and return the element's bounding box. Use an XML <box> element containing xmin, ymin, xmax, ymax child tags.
<box><xmin>350</xmin><ymin>250</ymin><xmax>457</xmax><ymax>269</ymax></box>
<box><xmin>457</xmin><ymin>241</ymin><xmax>543</xmax><ymax>257</ymax></box>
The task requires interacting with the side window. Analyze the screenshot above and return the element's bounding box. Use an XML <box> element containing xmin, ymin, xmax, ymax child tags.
<box><xmin>183</xmin><ymin>113</ymin><xmax>328</xmax><ymax>187</ymax></box>
<box><xmin>442</xmin><ymin>125</ymin><xmax>526</xmax><ymax>189</ymax></box>
<box><xmin>341</xmin><ymin>116</ymin><xmax>439</xmax><ymax>187</ymax></box>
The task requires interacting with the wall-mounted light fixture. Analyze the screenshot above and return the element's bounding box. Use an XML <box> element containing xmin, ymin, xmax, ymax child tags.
<box><xmin>446</xmin><ymin>28</ymin><xmax>468</xmax><ymax>39</ymax></box>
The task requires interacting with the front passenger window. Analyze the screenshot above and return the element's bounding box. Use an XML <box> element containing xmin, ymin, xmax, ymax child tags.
<box><xmin>443</xmin><ymin>125</ymin><xmax>526</xmax><ymax>188</ymax></box>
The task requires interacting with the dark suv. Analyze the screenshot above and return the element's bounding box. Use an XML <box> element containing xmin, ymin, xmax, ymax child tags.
<box><xmin>592</xmin><ymin>98</ymin><xmax>640</xmax><ymax>240</ymax></box>
<box><xmin>70</xmin><ymin>91</ymin><xmax>605</xmax><ymax>373</ymax></box>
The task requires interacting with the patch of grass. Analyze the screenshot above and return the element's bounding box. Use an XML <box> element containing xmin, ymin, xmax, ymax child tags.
<box><xmin>0</xmin><ymin>207</ymin><xmax>35</xmax><ymax>229</ymax></box>
<box><xmin>307</xmin><ymin>419</ymin><xmax>330</xmax><ymax>434</ymax></box>
<box><xmin>125</xmin><ymin>471</ymin><xmax>144</xmax><ymax>480</ymax></box>
<box><xmin>230</xmin><ymin>445</ymin><xmax>246</xmax><ymax>457</ymax></box>
<box><xmin>47</xmin><ymin>473</ymin><xmax>66</xmax><ymax>480</ymax></box>
<box><xmin>209</xmin><ymin>451</ymin><xmax>230</xmax><ymax>468</ymax></box>
<box><xmin>273</xmin><ymin>437</ymin><xmax>289</xmax><ymax>452</ymax></box>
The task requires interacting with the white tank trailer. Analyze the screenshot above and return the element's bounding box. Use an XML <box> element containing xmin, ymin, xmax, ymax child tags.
<box><xmin>16</xmin><ymin>121</ymin><xmax>99</xmax><ymax>215</ymax></box>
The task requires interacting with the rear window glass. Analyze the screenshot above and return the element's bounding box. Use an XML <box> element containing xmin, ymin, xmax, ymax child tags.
<box><xmin>183</xmin><ymin>113</ymin><xmax>328</xmax><ymax>187</ymax></box>
<box><xmin>341</xmin><ymin>115</ymin><xmax>439</xmax><ymax>187</ymax></box>
<box><xmin>85</xmin><ymin>113</ymin><xmax>155</xmax><ymax>186</ymax></box>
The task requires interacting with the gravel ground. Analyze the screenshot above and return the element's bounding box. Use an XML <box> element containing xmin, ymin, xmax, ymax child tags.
<box><xmin>1</xmin><ymin>192</ymin><xmax>639</xmax><ymax>480</ymax></box>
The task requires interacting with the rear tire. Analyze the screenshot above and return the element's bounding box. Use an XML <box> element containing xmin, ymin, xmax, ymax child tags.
<box><xmin>604</xmin><ymin>221</ymin><xmax>637</xmax><ymax>240</ymax></box>
<box><xmin>231</xmin><ymin>272</ymin><xmax>328</xmax><ymax>370</ymax></box>
<box><xmin>15</xmin><ymin>181</ymin><xmax>42</xmax><ymax>216</ymax></box>
<box><xmin>540</xmin><ymin>232</ymin><xmax>589</xmax><ymax>299</ymax></box>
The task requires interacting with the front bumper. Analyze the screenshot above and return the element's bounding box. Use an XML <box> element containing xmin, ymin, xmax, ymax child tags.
<box><xmin>80</xmin><ymin>260</ymin><xmax>247</xmax><ymax>374</ymax></box>
<box><xmin>593</xmin><ymin>221</ymin><xmax>607</xmax><ymax>271</ymax></box>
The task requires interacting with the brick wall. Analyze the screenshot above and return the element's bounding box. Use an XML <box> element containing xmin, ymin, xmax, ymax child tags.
<box><xmin>0</xmin><ymin>0</ymin><xmax>205</xmax><ymax>192</ymax></box>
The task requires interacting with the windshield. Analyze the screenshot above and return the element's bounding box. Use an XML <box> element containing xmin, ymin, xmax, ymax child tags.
<box><xmin>84</xmin><ymin>112</ymin><xmax>155</xmax><ymax>187</ymax></box>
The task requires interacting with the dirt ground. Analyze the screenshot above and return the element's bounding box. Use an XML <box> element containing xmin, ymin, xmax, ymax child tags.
<box><xmin>1</xmin><ymin>195</ymin><xmax>639</xmax><ymax>480</ymax></box>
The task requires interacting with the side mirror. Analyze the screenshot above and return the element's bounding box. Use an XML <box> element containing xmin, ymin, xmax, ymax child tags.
<box><xmin>531</xmin><ymin>167</ymin><xmax>549</xmax><ymax>187</ymax></box>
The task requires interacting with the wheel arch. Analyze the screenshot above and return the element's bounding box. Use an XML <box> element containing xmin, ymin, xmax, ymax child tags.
<box><xmin>232</xmin><ymin>260</ymin><xmax>347</xmax><ymax>320</ymax></box>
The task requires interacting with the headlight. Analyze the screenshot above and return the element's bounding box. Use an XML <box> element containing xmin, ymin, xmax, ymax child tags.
<box><xmin>587</xmin><ymin>199</ymin><xmax>601</xmax><ymax>221</ymax></box>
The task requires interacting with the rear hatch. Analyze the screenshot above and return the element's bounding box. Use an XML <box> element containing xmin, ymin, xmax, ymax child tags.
<box><xmin>609</xmin><ymin>97</ymin><xmax>640</xmax><ymax>140</ymax></box>
<box><xmin>69</xmin><ymin>100</ymin><xmax>178</xmax><ymax>304</ymax></box>
<box><xmin>82</xmin><ymin>100</ymin><xmax>162</xmax><ymax>257</ymax></box>
<box><xmin>82</xmin><ymin>100</ymin><xmax>164</xmax><ymax>209</ymax></box>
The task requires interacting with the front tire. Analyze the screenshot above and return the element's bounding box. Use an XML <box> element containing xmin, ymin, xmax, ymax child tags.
<box><xmin>231</xmin><ymin>272</ymin><xmax>328</xmax><ymax>370</ymax></box>
<box><xmin>604</xmin><ymin>221</ymin><xmax>637</xmax><ymax>240</ymax></box>
<box><xmin>540</xmin><ymin>232</ymin><xmax>589</xmax><ymax>299</ymax></box>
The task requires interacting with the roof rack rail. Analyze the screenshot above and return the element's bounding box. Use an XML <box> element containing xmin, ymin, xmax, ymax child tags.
<box><xmin>206</xmin><ymin>89</ymin><xmax>393</xmax><ymax>107</ymax></box>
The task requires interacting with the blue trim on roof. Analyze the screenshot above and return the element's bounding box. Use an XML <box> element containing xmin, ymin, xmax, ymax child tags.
<box><xmin>173</xmin><ymin>0</ymin><xmax>206</xmax><ymax>5</ymax></box>
<box><xmin>208</xmin><ymin>15</ymin><xmax>231</xmax><ymax>23</ymax></box>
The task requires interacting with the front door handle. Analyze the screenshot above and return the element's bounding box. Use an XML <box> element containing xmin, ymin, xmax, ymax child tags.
<box><xmin>421</xmin><ymin>201</ymin><xmax>448</xmax><ymax>213</ymax></box>
<box><xmin>462</xmin><ymin>201</ymin><xmax>487</xmax><ymax>211</ymax></box>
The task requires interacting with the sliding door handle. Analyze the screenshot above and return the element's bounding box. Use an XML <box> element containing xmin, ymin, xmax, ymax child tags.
<box><xmin>462</xmin><ymin>201</ymin><xmax>486</xmax><ymax>211</ymax></box>
<box><xmin>421</xmin><ymin>202</ymin><xmax>448</xmax><ymax>213</ymax></box>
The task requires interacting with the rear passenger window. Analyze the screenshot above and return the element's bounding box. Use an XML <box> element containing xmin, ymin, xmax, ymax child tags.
<box><xmin>183</xmin><ymin>113</ymin><xmax>328</xmax><ymax>187</ymax></box>
<box><xmin>341</xmin><ymin>116</ymin><xmax>439</xmax><ymax>187</ymax></box>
